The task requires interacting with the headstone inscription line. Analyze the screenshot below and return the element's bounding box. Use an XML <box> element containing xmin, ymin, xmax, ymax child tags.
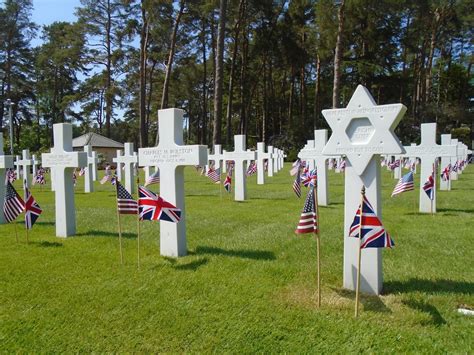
<box><xmin>0</xmin><ymin>136</ymin><xmax>14</xmax><ymax>224</ymax></box>
<box><xmin>138</xmin><ymin>108</ymin><xmax>207</xmax><ymax>257</ymax></box>
<box><xmin>440</xmin><ymin>134</ymin><xmax>453</xmax><ymax>191</ymax></box>
<box><xmin>322</xmin><ymin>84</ymin><xmax>406</xmax><ymax>295</ymax></box>
<box><xmin>84</xmin><ymin>145</ymin><xmax>94</xmax><ymax>193</ymax></box>
<box><xmin>18</xmin><ymin>149</ymin><xmax>33</xmax><ymax>187</ymax></box>
<box><xmin>298</xmin><ymin>129</ymin><xmax>330</xmax><ymax>206</ymax></box>
<box><xmin>224</xmin><ymin>135</ymin><xmax>256</xmax><ymax>201</ymax></box>
<box><xmin>115</xmin><ymin>143</ymin><xmax>138</xmax><ymax>194</ymax></box>
<box><xmin>403</xmin><ymin>123</ymin><xmax>457</xmax><ymax>213</ymax></box>
<box><xmin>256</xmin><ymin>142</ymin><xmax>272</xmax><ymax>185</ymax></box>
<box><xmin>42</xmin><ymin>123</ymin><xmax>87</xmax><ymax>237</ymax></box>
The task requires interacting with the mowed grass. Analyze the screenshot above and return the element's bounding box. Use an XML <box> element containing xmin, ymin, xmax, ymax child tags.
<box><xmin>0</xmin><ymin>164</ymin><xmax>473</xmax><ymax>352</ymax></box>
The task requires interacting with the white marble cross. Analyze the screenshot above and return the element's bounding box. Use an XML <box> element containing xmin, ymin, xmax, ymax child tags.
<box><xmin>300</xmin><ymin>141</ymin><xmax>316</xmax><ymax>170</ymax></box>
<box><xmin>393</xmin><ymin>155</ymin><xmax>402</xmax><ymax>179</ymax></box>
<box><xmin>115</xmin><ymin>143</ymin><xmax>138</xmax><ymax>194</ymax></box>
<box><xmin>18</xmin><ymin>149</ymin><xmax>33</xmax><ymax>187</ymax></box>
<box><xmin>256</xmin><ymin>142</ymin><xmax>272</xmax><ymax>185</ymax></box>
<box><xmin>14</xmin><ymin>155</ymin><xmax>20</xmax><ymax>178</ymax></box>
<box><xmin>139</xmin><ymin>108</ymin><xmax>207</xmax><ymax>257</ymax></box>
<box><xmin>439</xmin><ymin>134</ymin><xmax>454</xmax><ymax>191</ymax></box>
<box><xmin>457</xmin><ymin>142</ymin><xmax>465</xmax><ymax>175</ymax></box>
<box><xmin>271</xmin><ymin>147</ymin><xmax>278</xmax><ymax>174</ymax></box>
<box><xmin>91</xmin><ymin>151</ymin><xmax>98</xmax><ymax>181</ymax></box>
<box><xmin>113</xmin><ymin>149</ymin><xmax>123</xmax><ymax>181</ymax></box>
<box><xmin>224</xmin><ymin>135</ymin><xmax>256</xmax><ymax>201</ymax></box>
<box><xmin>404</xmin><ymin>123</ymin><xmax>457</xmax><ymax>213</ymax></box>
<box><xmin>32</xmin><ymin>154</ymin><xmax>39</xmax><ymax>177</ymax></box>
<box><xmin>84</xmin><ymin>145</ymin><xmax>95</xmax><ymax>193</ymax></box>
<box><xmin>450</xmin><ymin>139</ymin><xmax>459</xmax><ymax>181</ymax></box>
<box><xmin>209</xmin><ymin>144</ymin><xmax>225</xmax><ymax>172</ymax></box>
<box><xmin>298</xmin><ymin>130</ymin><xmax>330</xmax><ymax>206</ymax></box>
<box><xmin>42</xmin><ymin>123</ymin><xmax>87</xmax><ymax>237</ymax></box>
<box><xmin>322</xmin><ymin>84</ymin><xmax>406</xmax><ymax>295</ymax></box>
<box><xmin>267</xmin><ymin>146</ymin><xmax>275</xmax><ymax>177</ymax></box>
<box><xmin>279</xmin><ymin>149</ymin><xmax>284</xmax><ymax>170</ymax></box>
<box><xmin>0</xmin><ymin>136</ymin><xmax>14</xmax><ymax>224</ymax></box>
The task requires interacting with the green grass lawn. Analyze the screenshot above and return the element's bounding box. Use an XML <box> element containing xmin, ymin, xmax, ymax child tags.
<box><xmin>1</xmin><ymin>164</ymin><xmax>473</xmax><ymax>352</ymax></box>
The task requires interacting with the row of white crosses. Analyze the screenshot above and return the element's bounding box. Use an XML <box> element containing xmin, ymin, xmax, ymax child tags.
<box><xmin>113</xmin><ymin>143</ymin><xmax>138</xmax><ymax>194</ymax></box>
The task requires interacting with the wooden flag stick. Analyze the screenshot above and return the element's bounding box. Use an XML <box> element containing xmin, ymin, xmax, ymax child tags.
<box><xmin>14</xmin><ymin>221</ymin><xmax>18</xmax><ymax>243</ymax></box>
<box><xmin>313</xmin><ymin>180</ymin><xmax>321</xmax><ymax>308</ymax></box>
<box><xmin>115</xmin><ymin>181</ymin><xmax>124</xmax><ymax>264</ymax></box>
<box><xmin>355</xmin><ymin>186</ymin><xmax>365</xmax><ymax>318</ymax></box>
<box><xmin>136</xmin><ymin>176</ymin><xmax>141</xmax><ymax>269</ymax></box>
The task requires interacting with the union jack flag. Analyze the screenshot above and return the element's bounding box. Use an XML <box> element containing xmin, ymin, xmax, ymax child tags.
<box><xmin>138</xmin><ymin>186</ymin><xmax>181</xmax><ymax>222</ymax></box>
<box><xmin>339</xmin><ymin>159</ymin><xmax>346</xmax><ymax>172</ymax></box>
<box><xmin>7</xmin><ymin>169</ymin><xmax>16</xmax><ymax>183</ymax></box>
<box><xmin>301</xmin><ymin>169</ymin><xmax>317</xmax><ymax>188</ymax></box>
<box><xmin>452</xmin><ymin>161</ymin><xmax>458</xmax><ymax>172</ymax></box>
<box><xmin>24</xmin><ymin>180</ymin><xmax>42</xmax><ymax>229</ymax></box>
<box><xmin>3</xmin><ymin>181</ymin><xmax>25</xmax><ymax>223</ymax></box>
<box><xmin>145</xmin><ymin>170</ymin><xmax>160</xmax><ymax>186</ymax></box>
<box><xmin>423</xmin><ymin>170</ymin><xmax>435</xmax><ymax>200</ymax></box>
<box><xmin>391</xmin><ymin>171</ymin><xmax>414</xmax><ymax>197</ymax></box>
<box><xmin>349</xmin><ymin>193</ymin><xmax>394</xmax><ymax>249</ymax></box>
<box><xmin>224</xmin><ymin>165</ymin><xmax>233</xmax><ymax>193</ymax></box>
<box><xmin>78</xmin><ymin>167</ymin><xmax>86</xmax><ymax>176</ymax></box>
<box><xmin>441</xmin><ymin>164</ymin><xmax>451</xmax><ymax>182</ymax></box>
<box><xmin>73</xmin><ymin>171</ymin><xmax>77</xmax><ymax>186</ymax></box>
<box><xmin>207</xmin><ymin>166</ymin><xmax>221</xmax><ymax>183</ymax></box>
<box><xmin>246</xmin><ymin>162</ymin><xmax>257</xmax><ymax>176</ymax></box>
<box><xmin>389</xmin><ymin>159</ymin><xmax>400</xmax><ymax>171</ymax></box>
<box><xmin>295</xmin><ymin>186</ymin><xmax>318</xmax><ymax>234</ymax></box>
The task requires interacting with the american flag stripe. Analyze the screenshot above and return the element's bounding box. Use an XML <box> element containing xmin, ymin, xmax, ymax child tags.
<box><xmin>116</xmin><ymin>181</ymin><xmax>138</xmax><ymax>214</ymax></box>
<box><xmin>295</xmin><ymin>187</ymin><xmax>318</xmax><ymax>234</ymax></box>
<box><xmin>3</xmin><ymin>181</ymin><xmax>25</xmax><ymax>223</ymax></box>
<box><xmin>391</xmin><ymin>171</ymin><xmax>414</xmax><ymax>196</ymax></box>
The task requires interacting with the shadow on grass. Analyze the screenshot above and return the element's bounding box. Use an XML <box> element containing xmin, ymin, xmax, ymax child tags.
<box><xmin>383</xmin><ymin>278</ymin><xmax>473</xmax><ymax>295</ymax></box>
<box><xmin>76</xmin><ymin>230</ymin><xmax>137</xmax><ymax>239</ymax></box>
<box><xmin>162</xmin><ymin>256</ymin><xmax>209</xmax><ymax>271</ymax></box>
<box><xmin>195</xmin><ymin>246</ymin><xmax>275</xmax><ymax>261</ymax></box>
<box><xmin>32</xmin><ymin>240</ymin><xmax>63</xmax><ymax>248</ymax></box>
<box><xmin>30</xmin><ymin>221</ymin><xmax>56</xmax><ymax>226</ymax></box>
<box><xmin>402</xmin><ymin>299</ymin><xmax>447</xmax><ymax>326</ymax></box>
<box><xmin>332</xmin><ymin>287</ymin><xmax>391</xmax><ymax>313</ymax></box>
<box><xmin>437</xmin><ymin>207</ymin><xmax>474</xmax><ymax>214</ymax></box>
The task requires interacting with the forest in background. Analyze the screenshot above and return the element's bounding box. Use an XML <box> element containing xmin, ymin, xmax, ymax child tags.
<box><xmin>0</xmin><ymin>0</ymin><xmax>472</xmax><ymax>158</ymax></box>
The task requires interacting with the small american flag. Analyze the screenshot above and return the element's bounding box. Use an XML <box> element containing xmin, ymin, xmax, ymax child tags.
<box><xmin>295</xmin><ymin>187</ymin><xmax>318</xmax><ymax>234</ymax></box>
<box><xmin>349</xmin><ymin>193</ymin><xmax>394</xmax><ymax>249</ymax></box>
<box><xmin>207</xmin><ymin>167</ymin><xmax>221</xmax><ymax>183</ymax></box>
<box><xmin>3</xmin><ymin>181</ymin><xmax>25</xmax><ymax>223</ymax></box>
<box><xmin>24</xmin><ymin>180</ymin><xmax>42</xmax><ymax>229</ymax></box>
<box><xmin>452</xmin><ymin>161</ymin><xmax>458</xmax><ymax>172</ymax></box>
<box><xmin>292</xmin><ymin>166</ymin><xmax>302</xmax><ymax>198</ymax></box>
<box><xmin>116</xmin><ymin>181</ymin><xmax>138</xmax><ymax>214</ymax></box>
<box><xmin>78</xmin><ymin>167</ymin><xmax>86</xmax><ymax>176</ymax></box>
<box><xmin>145</xmin><ymin>170</ymin><xmax>160</xmax><ymax>186</ymax></box>
<box><xmin>339</xmin><ymin>159</ymin><xmax>346</xmax><ymax>172</ymax></box>
<box><xmin>290</xmin><ymin>160</ymin><xmax>301</xmax><ymax>176</ymax></box>
<box><xmin>391</xmin><ymin>171</ymin><xmax>414</xmax><ymax>197</ymax></box>
<box><xmin>100</xmin><ymin>174</ymin><xmax>112</xmax><ymax>184</ymax></box>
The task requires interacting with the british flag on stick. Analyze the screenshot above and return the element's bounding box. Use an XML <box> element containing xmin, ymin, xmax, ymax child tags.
<box><xmin>138</xmin><ymin>186</ymin><xmax>181</xmax><ymax>222</ymax></box>
<box><xmin>23</xmin><ymin>180</ymin><xmax>42</xmax><ymax>229</ymax></box>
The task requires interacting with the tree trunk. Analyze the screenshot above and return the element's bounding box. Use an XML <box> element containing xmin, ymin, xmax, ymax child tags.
<box><xmin>332</xmin><ymin>0</ymin><xmax>345</xmax><ymax>108</ymax></box>
<box><xmin>201</xmin><ymin>17</ymin><xmax>208</xmax><ymax>145</ymax></box>
<box><xmin>105</xmin><ymin>0</ymin><xmax>113</xmax><ymax>138</ymax></box>
<box><xmin>139</xmin><ymin>1</ymin><xmax>149</xmax><ymax>148</ymax></box>
<box><xmin>425</xmin><ymin>8</ymin><xmax>441</xmax><ymax>104</ymax></box>
<box><xmin>158</xmin><ymin>0</ymin><xmax>185</xmax><ymax>142</ymax></box>
<box><xmin>239</xmin><ymin>22</ymin><xmax>248</xmax><ymax>135</ymax></box>
<box><xmin>225</xmin><ymin>0</ymin><xmax>245</xmax><ymax>145</ymax></box>
<box><xmin>212</xmin><ymin>0</ymin><xmax>227</xmax><ymax>145</ymax></box>
<box><xmin>314</xmin><ymin>54</ymin><xmax>321</xmax><ymax>129</ymax></box>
